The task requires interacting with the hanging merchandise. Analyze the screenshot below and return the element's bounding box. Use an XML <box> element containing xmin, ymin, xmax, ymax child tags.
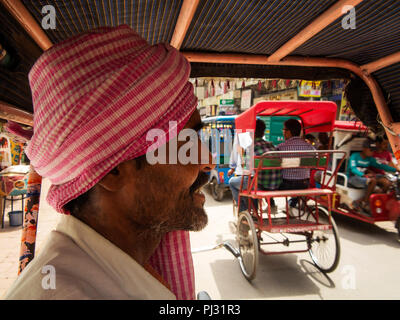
<box><xmin>278</xmin><ymin>79</ymin><xmax>286</xmax><ymax>90</ymax></box>
<box><xmin>257</xmin><ymin>80</ymin><xmax>262</xmax><ymax>91</ymax></box>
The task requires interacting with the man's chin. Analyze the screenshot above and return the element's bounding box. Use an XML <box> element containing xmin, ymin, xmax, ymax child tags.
<box><xmin>188</xmin><ymin>212</ymin><xmax>208</xmax><ymax>231</ymax></box>
<box><xmin>180</xmin><ymin>207</ymin><xmax>208</xmax><ymax>232</ymax></box>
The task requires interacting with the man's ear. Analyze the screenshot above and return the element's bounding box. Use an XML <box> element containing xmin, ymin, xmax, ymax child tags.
<box><xmin>97</xmin><ymin>162</ymin><xmax>133</xmax><ymax>192</ymax></box>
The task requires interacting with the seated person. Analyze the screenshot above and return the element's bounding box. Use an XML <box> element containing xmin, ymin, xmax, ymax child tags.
<box><xmin>313</xmin><ymin>132</ymin><xmax>332</xmax><ymax>186</ymax></box>
<box><xmin>348</xmin><ymin>139</ymin><xmax>397</xmax><ymax>211</ymax></box>
<box><xmin>371</xmin><ymin>136</ymin><xmax>400</xmax><ymax>173</ymax></box>
<box><xmin>228</xmin><ymin>140</ymin><xmax>246</xmax><ymax>210</ymax></box>
<box><xmin>277</xmin><ymin>119</ymin><xmax>315</xmax><ymax>209</ymax></box>
<box><xmin>305</xmin><ymin>134</ymin><xmax>317</xmax><ymax>147</ymax></box>
<box><xmin>317</xmin><ymin>132</ymin><xmax>330</xmax><ymax>150</ymax></box>
<box><xmin>229</xmin><ymin>119</ymin><xmax>280</xmax><ymax>212</ymax></box>
<box><xmin>254</xmin><ymin>120</ymin><xmax>281</xmax><ymax>214</ymax></box>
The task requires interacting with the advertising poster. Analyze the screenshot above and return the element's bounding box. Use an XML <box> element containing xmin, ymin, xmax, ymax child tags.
<box><xmin>298</xmin><ymin>80</ymin><xmax>322</xmax><ymax>97</ymax></box>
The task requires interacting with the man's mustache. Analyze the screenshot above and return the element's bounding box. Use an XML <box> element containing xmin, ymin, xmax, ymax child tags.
<box><xmin>189</xmin><ymin>172</ymin><xmax>209</xmax><ymax>194</ymax></box>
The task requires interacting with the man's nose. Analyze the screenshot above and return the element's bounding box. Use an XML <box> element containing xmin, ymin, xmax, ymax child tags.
<box><xmin>199</xmin><ymin>141</ymin><xmax>216</xmax><ymax>172</ymax></box>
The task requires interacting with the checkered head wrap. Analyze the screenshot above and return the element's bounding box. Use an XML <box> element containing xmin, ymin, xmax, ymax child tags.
<box><xmin>26</xmin><ymin>25</ymin><xmax>197</xmax><ymax>213</ymax></box>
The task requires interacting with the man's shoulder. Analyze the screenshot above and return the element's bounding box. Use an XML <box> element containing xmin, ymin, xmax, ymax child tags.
<box><xmin>278</xmin><ymin>137</ymin><xmax>314</xmax><ymax>149</ymax></box>
<box><xmin>4</xmin><ymin>231</ymin><xmax>118</xmax><ymax>300</ymax></box>
<box><xmin>378</xmin><ymin>150</ymin><xmax>392</xmax><ymax>160</ymax></box>
<box><xmin>256</xmin><ymin>139</ymin><xmax>275</xmax><ymax>148</ymax></box>
<box><xmin>350</xmin><ymin>152</ymin><xmax>361</xmax><ymax>160</ymax></box>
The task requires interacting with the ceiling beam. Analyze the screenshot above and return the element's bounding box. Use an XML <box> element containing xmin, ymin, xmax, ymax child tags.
<box><xmin>1</xmin><ymin>0</ymin><xmax>53</xmax><ymax>51</ymax></box>
<box><xmin>361</xmin><ymin>51</ymin><xmax>400</xmax><ymax>74</ymax></box>
<box><xmin>0</xmin><ymin>101</ymin><xmax>33</xmax><ymax>126</ymax></box>
<box><xmin>267</xmin><ymin>0</ymin><xmax>364</xmax><ymax>62</ymax></box>
<box><xmin>170</xmin><ymin>0</ymin><xmax>200</xmax><ymax>49</ymax></box>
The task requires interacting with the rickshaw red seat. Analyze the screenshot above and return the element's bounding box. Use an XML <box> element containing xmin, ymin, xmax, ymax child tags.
<box><xmin>240</xmin><ymin>188</ymin><xmax>333</xmax><ymax>198</ymax></box>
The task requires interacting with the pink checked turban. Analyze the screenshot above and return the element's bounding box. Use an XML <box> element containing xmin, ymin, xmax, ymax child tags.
<box><xmin>26</xmin><ymin>25</ymin><xmax>197</xmax><ymax>213</ymax></box>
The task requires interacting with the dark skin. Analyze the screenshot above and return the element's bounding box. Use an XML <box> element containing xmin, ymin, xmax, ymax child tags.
<box><xmin>283</xmin><ymin>126</ymin><xmax>293</xmax><ymax>140</ymax></box>
<box><xmin>359</xmin><ymin>147</ymin><xmax>392</xmax><ymax>203</ymax></box>
<box><xmin>72</xmin><ymin>109</ymin><xmax>215</xmax><ymax>266</ymax></box>
<box><xmin>376</xmin><ymin>139</ymin><xmax>400</xmax><ymax>171</ymax></box>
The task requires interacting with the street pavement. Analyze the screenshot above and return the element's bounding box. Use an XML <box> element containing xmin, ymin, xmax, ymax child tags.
<box><xmin>0</xmin><ymin>179</ymin><xmax>399</xmax><ymax>299</ymax></box>
<box><xmin>192</xmin><ymin>186</ymin><xmax>400</xmax><ymax>299</ymax></box>
<box><xmin>0</xmin><ymin>178</ymin><xmax>60</xmax><ymax>297</ymax></box>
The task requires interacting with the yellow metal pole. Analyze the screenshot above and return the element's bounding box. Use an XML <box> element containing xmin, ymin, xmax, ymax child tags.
<box><xmin>18</xmin><ymin>166</ymin><xmax>42</xmax><ymax>274</ymax></box>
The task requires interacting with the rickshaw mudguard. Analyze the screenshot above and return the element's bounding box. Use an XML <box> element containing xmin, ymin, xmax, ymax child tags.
<box><xmin>383</xmin><ymin>195</ymin><xmax>400</xmax><ymax>221</ymax></box>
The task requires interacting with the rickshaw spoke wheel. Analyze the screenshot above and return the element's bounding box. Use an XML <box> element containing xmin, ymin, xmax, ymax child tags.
<box><xmin>233</xmin><ymin>199</ymin><xmax>238</xmax><ymax>218</ymax></box>
<box><xmin>210</xmin><ymin>177</ymin><xmax>224</xmax><ymax>201</ymax></box>
<box><xmin>305</xmin><ymin>206</ymin><xmax>340</xmax><ymax>273</ymax></box>
<box><xmin>237</xmin><ymin>211</ymin><xmax>259</xmax><ymax>281</ymax></box>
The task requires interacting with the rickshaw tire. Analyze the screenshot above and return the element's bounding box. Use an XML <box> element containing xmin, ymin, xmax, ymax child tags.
<box><xmin>210</xmin><ymin>178</ymin><xmax>224</xmax><ymax>201</ymax></box>
<box><xmin>233</xmin><ymin>200</ymin><xmax>238</xmax><ymax>218</ymax></box>
<box><xmin>237</xmin><ymin>211</ymin><xmax>259</xmax><ymax>281</ymax></box>
<box><xmin>308</xmin><ymin>206</ymin><xmax>341</xmax><ymax>273</ymax></box>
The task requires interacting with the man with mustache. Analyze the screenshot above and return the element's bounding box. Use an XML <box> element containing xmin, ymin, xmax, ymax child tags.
<box><xmin>5</xmin><ymin>26</ymin><xmax>214</xmax><ymax>299</ymax></box>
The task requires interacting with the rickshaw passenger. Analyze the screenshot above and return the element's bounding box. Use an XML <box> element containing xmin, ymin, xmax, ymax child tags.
<box><xmin>312</xmin><ymin>132</ymin><xmax>332</xmax><ymax>186</ymax></box>
<box><xmin>317</xmin><ymin>132</ymin><xmax>330</xmax><ymax>150</ymax></box>
<box><xmin>254</xmin><ymin>119</ymin><xmax>281</xmax><ymax>212</ymax></box>
<box><xmin>277</xmin><ymin>119</ymin><xmax>315</xmax><ymax>208</ymax></box>
<box><xmin>371</xmin><ymin>136</ymin><xmax>400</xmax><ymax>173</ymax></box>
<box><xmin>349</xmin><ymin>139</ymin><xmax>396</xmax><ymax>211</ymax></box>
<box><xmin>5</xmin><ymin>26</ymin><xmax>214</xmax><ymax>300</ymax></box>
<box><xmin>229</xmin><ymin>119</ymin><xmax>280</xmax><ymax>212</ymax></box>
<box><xmin>305</xmin><ymin>134</ymin><xmax>317</xmax><ymax>147</ymax></box>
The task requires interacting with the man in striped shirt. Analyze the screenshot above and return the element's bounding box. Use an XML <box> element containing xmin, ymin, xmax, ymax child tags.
<box><xmin>277</xmin><ymin>119</ymin><xmax>315</xmax><ymax>208</ymax></box>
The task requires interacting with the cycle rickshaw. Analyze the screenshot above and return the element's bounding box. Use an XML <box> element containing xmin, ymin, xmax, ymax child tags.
<box><xmin>321</xmin><ymin>121</ymin><xmax>400</xmax><ymax>238</ymax></box>
<box><xmin>233</xmin><ymin>101</ymin><xmax>346</xmax><ymax>280</ymax></box>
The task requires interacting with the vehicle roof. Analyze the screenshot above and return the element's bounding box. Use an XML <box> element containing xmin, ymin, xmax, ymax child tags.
<box><xmin>334</xmin><ymin>120</ymin><xmax>368</xmax><ymax>132</ymax></box>
<box><xmin>235</xmin><ymin>101</ymin><xmax>337</xmax><ymax>134</ymax></box>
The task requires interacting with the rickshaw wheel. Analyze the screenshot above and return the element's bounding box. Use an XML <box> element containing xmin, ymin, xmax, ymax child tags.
<box><xmin>305</xmin><ymin>206</ymin><xmax>340</xmax><ymax>273</ymax></box>
<box><xmin>233</xmin><ymin>199</ymin><xmax>238</xmax><ymax>218</ymax></box>
<box><xmin>237</xmin><ymin>211</ymin><xmax>259</xmax><ymax>281</ymax></box>
<box><xmin>396</xmin><ymin>217</ymin><xmax>400</xmax><ymax>242</ymax></box>
<box><xmin>210</xmin><ymin>178</ymin><xmax>224</xmax><ymax>201</ymax></box>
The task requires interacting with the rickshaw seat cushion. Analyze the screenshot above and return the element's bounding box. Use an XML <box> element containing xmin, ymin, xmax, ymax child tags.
<box><xmin>255</xmin><ymin>157</ymin><xmax>327</xmax><ymax>168</ymax></box>
<box><xmin>347</xmin><ymin>182</ymin><xmax>365</xmax><ymax>189</ymax></box>
<box><xmin>242</xmin><ymin>188</ymin><xmax>333</xmax><ymax>198</ymax></box>
<box><xmin>300</xmin><ymin>157</ymin><xmax>327</xmax><ymax>166</ymax></box>
<box><xmin>348</xmin><ymin>184</ymin><xmax>364</xmax><ymax>189</ymax></box>
<box><xmin>255</xmin><ymin>158</ymin><xmax>281</xmax><ymax>168</ymax></box>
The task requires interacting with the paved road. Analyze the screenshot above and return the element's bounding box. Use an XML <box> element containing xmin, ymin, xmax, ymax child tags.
<box><xmin>190</xmin><ymin>186</ymin><xmax>400</xmax><ymax>300</ymax></box>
